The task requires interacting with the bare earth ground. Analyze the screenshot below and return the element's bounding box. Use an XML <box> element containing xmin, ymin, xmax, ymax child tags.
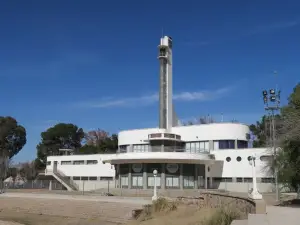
<box><xmin>0</xmin><ymin>193</ymin><xmax>149</xmax><ymax>225</ymax></box>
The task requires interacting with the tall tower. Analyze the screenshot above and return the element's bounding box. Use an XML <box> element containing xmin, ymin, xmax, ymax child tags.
<box><xmin>158</xmin><ymin>36</ymin><xmax>173</xmax><ymax>131</ymax></box>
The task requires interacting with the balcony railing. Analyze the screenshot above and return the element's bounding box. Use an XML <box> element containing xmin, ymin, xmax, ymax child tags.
<box><xmin>117</xmin><ymin>147</ymin><xmax>210</xmax><ymax>154</ymax></box>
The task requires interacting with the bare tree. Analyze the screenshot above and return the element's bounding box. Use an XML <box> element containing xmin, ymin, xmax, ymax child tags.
<box><xmin>84</xmin><ymin>129</ymin><xmax>109</xmax><ymax>146</ymax></box>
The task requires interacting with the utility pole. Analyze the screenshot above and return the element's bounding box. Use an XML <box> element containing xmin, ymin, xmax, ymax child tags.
<box><xmin>262</xmin><ymin>88</ymin><xmax>281</xmax><ymax>202</ymax></box>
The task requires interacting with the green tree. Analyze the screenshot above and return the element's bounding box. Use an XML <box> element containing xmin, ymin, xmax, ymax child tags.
<box><xmin>36</xmin><ymin>123</ymin><xmax>84</xmax><ymax>167</ymax></box>
<box><xmin>0</xmin><ymin>116</ymin><xmax>27</xmax><ymax>159</ymax></box>
<box><xmin>0</xmin><ymin>117</ymin><xmax>26</xmax><ymax>191</ymax></box>
<box><xmin>275</xmin><ymin>84</ymin><xmax>300</xmax><ymax>195</ymax></box>
<box><xmin>249</xmin><ymin>114</ymin><xmax>282</xmax><ymax>148</ymax></box>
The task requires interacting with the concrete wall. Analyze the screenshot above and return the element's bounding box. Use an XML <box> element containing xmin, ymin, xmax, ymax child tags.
<box><xmin>73</xmin><ymin>180</ymin><xmax>115</xmax><ymax>192</ymax></box>
<box><xmin>118</xmin><ymin>123</ymin><xmax>250</xmax><ymax>145</ymax></box>
<box><xmin>211</xmin><ymin>148</ymin><xmax>272</xmax><ymax>178</ymax></box>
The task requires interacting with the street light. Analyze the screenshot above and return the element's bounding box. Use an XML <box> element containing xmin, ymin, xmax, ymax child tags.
<box><xmin>152</xmin><ymin>169</ymin><xmax>158</xmax><ymax>201</ymax></box>
<box><xmin>262</xmin><ymin>86</ymin><xmax>281</xmax><ymax>202</ymax></box>
<box><xmin>248</xmin><ymin>154</ymin><xmax>262</xmax><ymax>200</ymax></box>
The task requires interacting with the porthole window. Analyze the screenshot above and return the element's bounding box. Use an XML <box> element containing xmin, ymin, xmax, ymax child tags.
<box><xmin>247</xmin><ymin>156</ymin><xmax>252</xmax><ymax>161</ymax></box>
<box><xmin>236</xmin><ymin>156</ymin><xmax>242</xmax><ymax>162</ymax></box>
<box><xmin>260</xmin><ymin>155</ymin><xmax>272</xmax><ymax>162</ymax></box>
<box><xmin>226</xmin><ymin>157</ymin><xmax>231</xmax><ymax>162</ymax></box>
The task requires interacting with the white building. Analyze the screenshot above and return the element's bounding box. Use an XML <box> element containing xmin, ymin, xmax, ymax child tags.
<box><xmin>44</xmin><ymin>36</ymin><xmax>274</xmax><ymax>193</ymax></box>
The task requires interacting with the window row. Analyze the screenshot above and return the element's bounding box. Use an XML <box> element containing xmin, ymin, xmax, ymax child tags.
<box><xmin>47</xmin><ymin>160</ymin><xmax>100</xmax><ymax>166</ymax></box>
<box><xmin>72</xmin><ymin>176</ymin><xmax>114</xmax><ymax>181</ymax></box>
<box><xmin>225</xmin><ymin>155</ymin><xmax>272</xmax><ymax>162</ymax></box>
<box><xmin>185</xmin><ymin>141</ymin><xmax>209</xmax><ymax>153</ymax></box>
<box><xmin>213</xmin><ymin>140</ymin><xmax>248</xmax><ymax>150</ymax></box>
<box><xmin>213</xmin><ymin>177</ymin><xmax>275</xmax><ymax>183</ymax></box>
<box><xmin>133</xmin><ymin>144</ymin><xmax>149</xmax><ymax>152</ymax></box>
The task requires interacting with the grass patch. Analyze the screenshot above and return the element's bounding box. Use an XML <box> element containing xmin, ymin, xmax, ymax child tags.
<box><xmin>137</xmin><ymin>197</ymin><xmax>178</xmax><ymax>221</ymax></box>
<box><xmin>203</xmin><ymin>207</ymin><xmax>241</xmax><ymax>225</ymax></box>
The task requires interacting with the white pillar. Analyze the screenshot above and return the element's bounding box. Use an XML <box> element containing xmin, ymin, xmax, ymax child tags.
<box><xmin>248</xmin><ymin>154</ymin><xmax>262</xmax><ymax>200</ymax></box>
<box><xmin>49</xmin><ymin>180</ymin><xmax>52</xmax><ymax>191</ymax></box>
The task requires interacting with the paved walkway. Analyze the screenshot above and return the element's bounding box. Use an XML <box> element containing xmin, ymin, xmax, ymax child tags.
<box><xmin>265</xmin><ymin>205</ymin><xmax>300</xmax><ymax>224</ymax></box>
<box><xmin>0</xmin><ymin>192</ymin><xmax>151</xmax><ymax>206</ymax></box>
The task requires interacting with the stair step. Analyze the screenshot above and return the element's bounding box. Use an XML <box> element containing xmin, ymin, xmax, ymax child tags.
<box><xmin>248</xmin><ymin>214</ymin><xmax>268</xmax><ymax>225</ymax></box>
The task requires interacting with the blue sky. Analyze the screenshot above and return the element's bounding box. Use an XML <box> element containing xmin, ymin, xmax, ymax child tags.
<box><xmin>0</xmin><ymin>0</ymin><xmax>299</xmax><ymax>162</ymax></box>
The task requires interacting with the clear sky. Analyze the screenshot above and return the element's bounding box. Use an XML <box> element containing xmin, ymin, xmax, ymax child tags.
<box><xmin>0</xmin><ymin>0</ymin><xmax>299</xmax><ymax>162</ymax></box>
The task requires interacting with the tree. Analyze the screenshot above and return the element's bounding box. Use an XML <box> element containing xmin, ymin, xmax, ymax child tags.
<box><xmin>79</xmin><ymin>129</ymin><xmax>118</xmax><ymax>154</ymax></box>
<box><xmin>36</xmin><ymin>123</ymin><xmax>84</xmax><ymax>167</ymax></box>
<box><xmin>19</xmin><ymin>162</ymin><xmax>38</xmax><ymax>181</ymax></box>
<box><xmin>0</xmin><ymin>116</ymin><xmax>27</xmax><ymax>159</ymax></box>
<box><xmin>275</xmin><ymin>84</ymin><xmax>300</xmax><ymax>195</ymax></box>
<box><xmin>249</xmin><ymin>114</ymin><xmax>282</xmax><ymax>148</ymax></box>
<box><xmin>0</xmin><ymin>116</ymin><xmax>26</xmax><ymax>191</ymax></box>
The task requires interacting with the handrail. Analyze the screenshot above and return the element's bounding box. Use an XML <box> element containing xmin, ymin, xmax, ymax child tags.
<box><xmin>117</xmin><ymin>147</ymin><xmax>211</xmax><ymax>154</ymax></box>
<box><xmin>53</xmin><ymin>170</ymin><xmax>79</xmax><ymax>190</ymax></box>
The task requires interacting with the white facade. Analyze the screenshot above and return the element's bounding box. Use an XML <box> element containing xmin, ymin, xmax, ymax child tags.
<box><xmin>46</xmin><ymin>154</ymin><xmax>115</xmax><ymax>178</ymax></box>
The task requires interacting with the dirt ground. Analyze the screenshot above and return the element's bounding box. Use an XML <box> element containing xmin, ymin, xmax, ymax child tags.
<box><xmin>0</xmin><ymin>197</ymin><xmax>137</xmax><ymax>225</ymax></box>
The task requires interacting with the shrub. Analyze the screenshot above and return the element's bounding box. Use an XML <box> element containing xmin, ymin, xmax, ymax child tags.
<box><xmin>203</xmin><ymin>207</ymin><xmax>241</xmax><ymax>225</ymax></box>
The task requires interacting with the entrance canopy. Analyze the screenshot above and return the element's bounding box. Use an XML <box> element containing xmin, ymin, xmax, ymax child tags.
<box><xmin>102</xmin><ymin>152</ymin><xmax>223</xmax><ymax>165</ymax></box>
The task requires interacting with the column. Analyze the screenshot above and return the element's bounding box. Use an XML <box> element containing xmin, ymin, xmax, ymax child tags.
<box><xmin>117</xmin><ymin>165</ymin><xmax>121</xmax><ymax>188</ymax></box>
<box><xmin>143</xmin><ymin>164</ymin><xmax>147</xmax><ymax>190</ymax></box>
<box><xmin>161</xmin><ymin>163</ymin><xmax>166</xmax><ymax>190</ymax></box>
<box><xmin>49</xmin><ymin>180</ymin><xmax>53</xmax><ymax>191</ymax></box>
<box><xmin>194</xmin><ymin>164</ymin><xmax>198</xmax><ymax>189</ymax></box>
<box><xmin>208</xmin><ymin>165</ymin><xmax>213</xmax><ymax>189</ymax></box>
<box><xmin>204</xmin><ymin>164</ymin><xmax>208</xmax><ymax>189</ymax></box>
<box><xmin>235</xmin><ymin>139</ymin><xmax>238</xmax><ymax>149</ymax></box>
<box><xmin>128</xmin><ymin>164</ymin><xmax>132</xmax><ymax>189</ymax></box>
<box><xmin>209</xmin><ymin>140</ymin><xmax>214</xmax><ymax>151</ymax></box>
<box><xmin>129</xmin><ymin>145</ymin><xmax>133</xmax><ymax>152</ymax></box>
<box><xmin>179</xmin><ymin>164</ymin><xmax>183</xmax><ymax>190</ymax></box>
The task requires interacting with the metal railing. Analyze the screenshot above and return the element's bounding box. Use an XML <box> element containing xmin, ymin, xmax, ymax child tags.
<box><xmin>118</xmin><ymin>147</ymin><xmax>210</xmax><ymax>154</ymax></box>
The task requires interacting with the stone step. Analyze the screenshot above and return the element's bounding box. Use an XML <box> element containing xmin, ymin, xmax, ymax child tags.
<box><xmin>248</xmin><ymin>214</ymin><xmax>268</xmax><ymax>225</ymax></box>
<box><xmin>231</xmin><ymin>220</ymin><xmax>248</xmax><ymax>225</ymax></box>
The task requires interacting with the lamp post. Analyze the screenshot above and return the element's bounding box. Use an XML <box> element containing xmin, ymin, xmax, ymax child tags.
<box><xmin>152</xmin><ymin>169</ymin><xmax>158</xmax><ymax>201</ymax></box>
<box><xmin>248</xmin><ymin>154</ymin><xmax>262</xmax><ymax>200</ymax></box>
<box><xmin>262</xmin><ymin>88</ymin><xmax>280</xmax><ymax>202</ymax></box>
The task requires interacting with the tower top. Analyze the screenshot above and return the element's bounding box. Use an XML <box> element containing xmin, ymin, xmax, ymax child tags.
<box><xmin>159</xmin><ymin>36</ymin><xmax>173</xmax><ymax>49</ymax></box>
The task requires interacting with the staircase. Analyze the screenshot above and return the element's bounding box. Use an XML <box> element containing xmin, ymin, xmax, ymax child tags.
<box><xmin>46</xmin><ymin>169</ymin><xmax>78</xmax><ymax>191</ymax></box>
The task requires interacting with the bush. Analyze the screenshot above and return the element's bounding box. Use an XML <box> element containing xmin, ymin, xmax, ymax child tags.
<box><xmin>203</xmin><ymin>207</ymin><xmax>241</xmax><ymax>225</ymax></box>
<box><xmin>137</xmin><ymin>197</ymin><xmax>178</xmax><ymax>221</ymax></box>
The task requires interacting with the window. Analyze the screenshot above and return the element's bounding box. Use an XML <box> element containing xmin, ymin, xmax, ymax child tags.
<box><xmin>87</xmin><ymin>160</ymin><xmax>98</xmax><ymax>165</ymax></box>
<box><xmin>247</xmin><ymin>156</ymin><xmax>252</xmax><ymax>161</ymax></box>
<box><xmin>237</xmin><ymin>177</ymin><xmax>243</xmax><ymax>183</ymax></box>
<box><xmin>261</xmin><ymin>178</ymin><xmax>275</xmax><ymax>183</ymax></box>
<box><xmin>185</xmin><ymin>141</ymin><xmax>209</xmax><ymax>153</ymax></box>
<box><xmin>100</xmin><ymin>177</ymin><xmax>113</xmax><ymax>181</ymax></box>
<box><xmin>89</xmin><ymin>177</ymin><xmax>97</xmax><ymax>181</ymax></box>
<box><xmin>213</xmin><ymin>177</ymin><xmax>232</xmax><ymax>182</ymax></box>
<box><xmin>219</xmin><ymin>140</ymin><xmax>235</xmax><ymax>149</ymax></box>
<box><xmin>47</xmin><ymin>161</ymin><xmax>51</xmax><ymax>165</ymax></box>
<box><xmin>226</xmin><ymin>157</ymin><xmax>231</xmax><ymax>162</ymax></box>
<box><xmin>73</xmin><ymin>176</ymin><xmax>80</xmax><ymax>180</ymax></box>
<box><xmin>81</xmin><ymin>177</ymin><xmax>88</xmax><ymax>180</ymax></box>
<box><xmin>237</xmin><ymin>140</ymin><xmax>248</xmax><ymax>149</ymax></box>
<box><xmin>73</xmin><ymin>160</ymin><xmax>84</xmax><ymax>165</ymax></box>
<box><xmin>133</xmin><ymin>144</ymin><xmax>149</xmax><ymax>153</ymax></box>
<box><xmin>236</xmin><ymin>156</ymin><xmax>242</xmax><ymax>162</ymax></box>
<box><xmin>61</xmin><ymin>161</ymin><xmax>72</xmax><ymax>165</ymax></box>
<box><xmin>244</xmin><ymin>178</ymin><xmax>253</xmax><ymax>183</ymax></box>
<box><xmin>260</xmin><ymin>155</ymin><xmax>272</xmax><ymax>162</ymax></box>
<box><xmin>119</xmin><ymin>145</ymin><xmax>129</xmax><ymax>153</ymax></box>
